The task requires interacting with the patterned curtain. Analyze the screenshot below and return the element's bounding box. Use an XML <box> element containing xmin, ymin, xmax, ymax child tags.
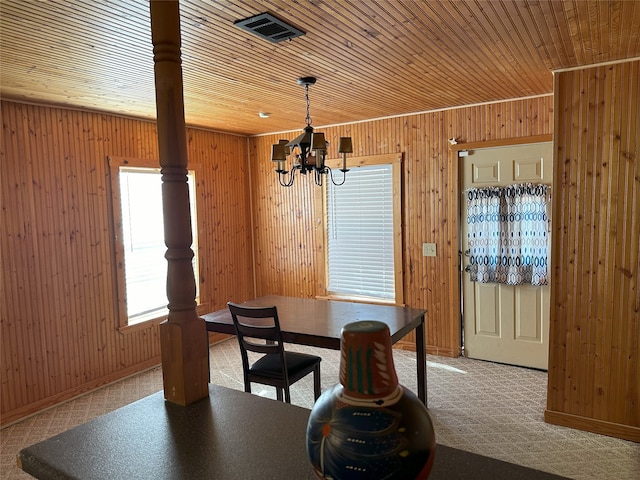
<box><xmin>466</xmin><ymin>183</ymin><xmax>550</xmax><ymax>286</ymax></box>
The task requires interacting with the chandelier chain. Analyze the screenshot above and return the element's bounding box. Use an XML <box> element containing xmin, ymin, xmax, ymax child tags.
<box><xmin>305</xmin><ymin>84</ymin><xmax>312</xmax><ymax>127</ymax></box>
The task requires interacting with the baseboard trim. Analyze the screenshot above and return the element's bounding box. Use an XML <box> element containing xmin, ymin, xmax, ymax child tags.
<box><xmin>393</xmin><ymin>340</ymin><xmax>458</xmax><ymax>358</ymax></box>
<box><xmin>393</xmin><ymin>340</ymin><xmax>416</xmax><ymax>351</ymax></box>
<box><xmin>426</xmin><ymin>346</ymin><xmax>457</xmax><ymax>357</ymax></box>
<box><xmin>1</xmin><ymin>357</ymin><xmax>162</xmax><ymax>428</ymax></box>
<box><xmin>544</xmin><ymin>409</ymin><xmax>640</xmax><ymax>443</ymax></box>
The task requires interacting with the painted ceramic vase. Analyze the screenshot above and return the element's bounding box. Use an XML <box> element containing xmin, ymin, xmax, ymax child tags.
<box><xmin>306</xmin><ymin>320</ymin><xmax>436</xmax><ymax>479</ymax></box>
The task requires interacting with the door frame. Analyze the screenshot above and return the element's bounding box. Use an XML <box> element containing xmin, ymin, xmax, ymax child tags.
<box><xmin>449</xmin><ymin>134</ymin><xmax>553</xmax><ymax>355</ymax></box>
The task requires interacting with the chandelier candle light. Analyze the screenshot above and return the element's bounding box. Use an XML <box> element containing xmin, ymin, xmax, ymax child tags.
<box><xmin>271</xmin><ymin>77</ymin><xmax>353</xmax><ymax>187</ymax></box>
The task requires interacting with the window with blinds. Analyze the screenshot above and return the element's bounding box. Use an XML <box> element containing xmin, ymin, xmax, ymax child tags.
<box><xmin>118</xmin><ymin>166</ymin><xmax>199</xmax><ymax>325</ymax></box>
<box><xmin>326</xmin><ymin>164</ymin><xmax>395</xmax><ymax>300</ymax></box>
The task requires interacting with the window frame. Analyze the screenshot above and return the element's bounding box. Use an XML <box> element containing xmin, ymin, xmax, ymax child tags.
<box><xmin>315</xmin><ymin>153</ymin><xmax>404</xmax><ymax>305</ymax></box>
<box><xmin>108</xmin><ymin>156</ymin><xmax>202</xmax><ymax>331</ymax></box>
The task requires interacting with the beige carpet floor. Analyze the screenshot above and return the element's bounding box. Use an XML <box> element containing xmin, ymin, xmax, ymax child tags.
<box><xmin>2</xmin><ymin>339</ymin><xmax>638</xmax><ymax>479</ymax></box>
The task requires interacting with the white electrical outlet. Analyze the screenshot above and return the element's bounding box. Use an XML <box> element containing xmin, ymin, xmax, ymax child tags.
<box><xmin>422</xmin><ymin>243</ymin><xmax>437</xmax><ymax>257</ymax></box>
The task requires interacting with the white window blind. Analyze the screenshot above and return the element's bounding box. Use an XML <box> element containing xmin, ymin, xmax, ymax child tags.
<box><xmin>327</xmin><ymin>164</ymin><xmax>395</xmax><ymax>300</ymax></box>
<box><xmin>119</xmin><ymin>167</ymin><xmax>199</xmax><ymax>325</ymax></box>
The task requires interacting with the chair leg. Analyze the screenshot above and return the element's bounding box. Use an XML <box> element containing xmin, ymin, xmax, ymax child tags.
<box><xmin>313</xmin><ymin>364</ymin><xmax>321</xmax><ymax>401</ymax></box>
<box><xmin>284</xmin><ymin>386</ymin><xmax>291</xmax><ymax>404</ymax></box>
<box><xmin>244</xmin><ymin>379</ymin><xmax>251</xmax><ymax>394</ymax></box>
<box><xmin>276</xmin><ymin>388</ymin><xmax>283</xmax><ymax>402</ymax></box>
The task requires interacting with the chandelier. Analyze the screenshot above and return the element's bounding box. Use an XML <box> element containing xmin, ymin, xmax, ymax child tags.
<box><xmin>270</xmin><ymin>77</ymin><xmax>353</xmax><ymax>187</ymax></box>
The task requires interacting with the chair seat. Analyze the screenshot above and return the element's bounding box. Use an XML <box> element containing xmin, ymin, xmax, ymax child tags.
<box><xmin>250</xmin><ymin>352</ymin><xmax>322</xmax><ymax>379</ymax></box>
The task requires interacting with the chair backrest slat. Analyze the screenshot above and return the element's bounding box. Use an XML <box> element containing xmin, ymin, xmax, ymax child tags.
<box><xmin>228</xmin><ymin>302</ymin><xmax>286</xmax><ymax>358</ymax></box>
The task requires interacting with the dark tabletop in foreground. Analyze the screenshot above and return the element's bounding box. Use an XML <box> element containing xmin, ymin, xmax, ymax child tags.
<box><xmin>19</xmin><ymin>384</ymin><xmax>568</xmax><ymax>479</ymax></box>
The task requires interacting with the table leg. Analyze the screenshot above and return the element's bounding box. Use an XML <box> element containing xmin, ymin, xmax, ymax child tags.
<box><xmin>415</xmin><ymin>317</ymin><xmax>427</xmax><ymax>406</ymax></box>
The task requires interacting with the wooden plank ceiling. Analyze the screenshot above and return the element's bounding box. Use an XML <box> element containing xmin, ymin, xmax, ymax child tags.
<box><xmin>1</xmin><ymin>0</ymin><xmax>639</xmax><ymax>136</ymax></box>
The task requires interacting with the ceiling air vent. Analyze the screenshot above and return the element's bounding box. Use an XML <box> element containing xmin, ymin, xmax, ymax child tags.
<box><xmin>234</xmin><ymin>12</ymin><xmax>305</xmax><ymax>43</ymax></box>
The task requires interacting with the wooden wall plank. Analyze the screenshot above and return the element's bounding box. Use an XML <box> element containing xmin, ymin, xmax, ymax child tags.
<box><xmin>546</xmin><ymin>60</ymin><xmax>640</xmax><ymax>441</ymax></box>
<box><xmin>1</xmin><ymin>101</ymin><xmax>253</xmax><ymax>425</ymax></box>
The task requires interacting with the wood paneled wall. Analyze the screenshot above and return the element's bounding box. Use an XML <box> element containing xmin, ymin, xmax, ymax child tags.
<box><xmin>1</xmin><ymin>101</ymin><xmax>253</xmax><ymax>425</ymax></box>
<box><xmin>248</xmin><ymin>96</ymin><xmax>554</xmax><ymax>355</ymax></box>
<box><xmin>4</xmin><ymin>73</ymin><xmax>636</xmax><ymax>442</ymax></box>
<box><xmin>546</xmin><ymin>61</ymin><xmax>640</xmax><ymax>441</ymax></box>
<box><xmin>3</xmin><ymin>73</ymin><xmax>636</xmax><ymax>441</ymax></box>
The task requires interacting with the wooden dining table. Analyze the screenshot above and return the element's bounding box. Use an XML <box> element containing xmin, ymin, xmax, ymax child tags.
<box><xmin>202</xmin><ymin>295</ymin><xmax>428</xmax><ymax>405</ymax></box>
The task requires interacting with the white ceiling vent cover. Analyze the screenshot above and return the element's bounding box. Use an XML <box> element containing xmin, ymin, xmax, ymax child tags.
<box><xmin>234</xmin><ymin>12</ymin><xmax>305</xmax><ymax>43</ymax></box>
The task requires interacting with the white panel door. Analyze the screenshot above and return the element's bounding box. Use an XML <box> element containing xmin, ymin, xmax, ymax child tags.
<box><xmin>460</xmin><ymin>142</ymin><xmax>552</xmax><ymax>370</ymax></box>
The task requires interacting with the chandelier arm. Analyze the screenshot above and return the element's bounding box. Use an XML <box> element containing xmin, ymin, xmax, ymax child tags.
<box><xmin>326</xmin><ymin>166</ymin><xmax>347</xmax><ymax>186</ymax></box>
<box><xmin>278</xmin><ymin>168</ymin><xmax>296</xmax><ymax>187</ymax></box>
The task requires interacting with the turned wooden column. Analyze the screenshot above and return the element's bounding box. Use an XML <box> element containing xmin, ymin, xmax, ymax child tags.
<box><xmin>149</xmin><ymin>0</ymin><xmax>208</xmax><ymax>405</ymax></box>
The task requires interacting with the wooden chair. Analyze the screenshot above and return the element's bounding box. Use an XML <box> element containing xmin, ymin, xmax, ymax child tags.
<box><xmin>227</xmin><ymin>302</ymin><xmax>322</xmax><ymax>403</ymax></box>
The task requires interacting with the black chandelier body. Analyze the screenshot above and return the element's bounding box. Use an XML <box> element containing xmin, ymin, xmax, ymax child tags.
<box><xmin>271</xmin><ymin>77</ymin><xmax>353</xmax><ymax>187</ymax></box>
